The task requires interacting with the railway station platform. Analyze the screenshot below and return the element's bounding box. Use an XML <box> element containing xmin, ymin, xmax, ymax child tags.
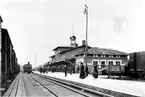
<box><xmin>3</xmin><ymin>72</ymin><xmax>112</xmax><ymax>97</ymax></box>
<box><xmin>35</xmin><ymin>71</ymin><xmax>145</xmax><ymax>97</ymax></box>
<box><xmin>3</xmin><ymin>71</ymin><xmax>145</xmax><ymax>97</ymax></box>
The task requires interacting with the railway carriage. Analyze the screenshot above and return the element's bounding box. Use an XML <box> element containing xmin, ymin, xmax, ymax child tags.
<box><xmin>1</xmin><ymin>27</ymin><xmax>19</xmax><ymax>83</ymax></box>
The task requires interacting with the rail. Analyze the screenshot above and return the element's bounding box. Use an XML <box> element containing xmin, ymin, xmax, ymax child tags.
<box><xmin>34</xmin><ymin>73</ymin><xmax>113</xmax><ymax>97</ymax></box>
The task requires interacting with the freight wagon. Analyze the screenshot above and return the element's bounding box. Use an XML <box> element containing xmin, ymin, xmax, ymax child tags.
<box><xmin>127</xmin><ymin>51</ymin><xmax>145</xmax><ymax>79</ymax></box>
<box><xmin>1</xmin><ymin>28</ymin><xmax>19</xmax><ymax>83</ymax></box>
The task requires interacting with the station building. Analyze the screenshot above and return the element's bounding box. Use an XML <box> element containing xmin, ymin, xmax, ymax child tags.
<box><xmin>49</xmin><ymin>35</ymin><xmax>91</xmax><ymax>72</ymax></box>
<box><xmin>75</xmin><ymin>47</ymin><xmax>128</xmax><ymax>73</ymax></box>
<box><xmin>49</xmin><ymin>35</ymin><xmax>128</xmax><ymax>74</ymax></box>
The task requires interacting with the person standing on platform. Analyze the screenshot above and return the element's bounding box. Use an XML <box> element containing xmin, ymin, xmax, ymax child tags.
<box><xmin>85</xmin><ymin>65</ymin><xmax>89</xmax><ymax>76</ymax></box>
<box><xmin>79</xmin><ymin>62</ymin><xmax>86</xmax><ymax>79</ymax></box>
<box><xmin>92</xmin><ymin>63</ymin><xmax>98</xmax><ymax>78</ymax></box>
<box><xmin>65</xmin><ymin>64</ymin><xmax>67</xmax><ymax>77</ymax></box>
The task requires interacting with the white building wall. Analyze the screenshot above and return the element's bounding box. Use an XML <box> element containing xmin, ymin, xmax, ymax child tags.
<box><xmin>78</xmin><ymin>57</ymin><xmax>124</xmax><ymax>66</ymax></box>
<box><xmin>76</xmin><ymin>57</ymin><xmax>84</xmax><ymax>66</ymax></box>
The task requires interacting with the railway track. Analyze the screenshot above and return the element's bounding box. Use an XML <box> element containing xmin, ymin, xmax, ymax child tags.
<box><xmin>29</xmin><ymin>74</ymin><xmax>97</xmax><ymax>97</ymax></box>
<box><xmin>3</xmin><ymin>73</ymin><xmax>113</xmax><ymax>97</ymax></box>
<box><xmin>30</xmin><ymin>73</ymin><xmax>113</xmax><ymax>97</ymax></box>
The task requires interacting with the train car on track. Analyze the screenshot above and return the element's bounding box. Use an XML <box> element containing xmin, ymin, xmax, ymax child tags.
<box><xmin>127</xmin><ymin>51</ymin><xmax>145</xmax><ymax>79</ymax></box>
<box><xmin>1</xmin><ymin>24</ymin><xmax>19</xmax><ymax>83</ymax></box>
<box><xmin>23</xmin><ymin>62</ymin><xmax>32</xmax><ymax>73</ymax></box>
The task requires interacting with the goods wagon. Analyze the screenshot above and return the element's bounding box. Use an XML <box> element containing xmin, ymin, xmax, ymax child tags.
<box><xmin>23</xmin><ymin>62</ymin><xmax>32</xmax><ymax>73</ymax></box>
<box><xmin>1</xmin><ymin>28</ymin><xmax>19</xmax><ymax>83</ymax></box>
<box><xmin>127</xmin><ymin>51</ymin><xmax>145</xmax><ymax>79</ymax></box>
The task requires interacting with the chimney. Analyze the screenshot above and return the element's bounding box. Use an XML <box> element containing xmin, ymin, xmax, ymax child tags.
<box><xmin>82</xmin><ymin>40</ymin><xmax>86</xmax><ymax>46</ymax></box>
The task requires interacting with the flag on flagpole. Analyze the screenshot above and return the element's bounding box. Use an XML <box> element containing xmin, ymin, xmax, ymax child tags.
<box><xmin>83</xmin><ymin>4</ymin><xmax>88</xmax><ymax>15</ymax></box>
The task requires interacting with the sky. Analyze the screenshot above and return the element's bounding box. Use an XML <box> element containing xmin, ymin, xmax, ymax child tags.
<box><xmin>0</xmin><ymin>0</ymin><xmax>145</xmax><ymax>67</ymax></box>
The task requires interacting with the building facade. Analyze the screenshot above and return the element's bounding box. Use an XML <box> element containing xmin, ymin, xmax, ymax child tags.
<box><xmin>75</xmin><ymin>47</ymin><xmax>128</xmax><ymax>73</ymax></box>
<box><xmin>50</xmin><ymin>35</ymin><xmax>87</xmax><ymax>63</ymax></box>
<box><xmin>49</xmin><ymin>34</ymin><xmax>128</xmax><ymax>74</ymax></box>
<box><xmin>49</xmin><ymin>35</ymin><xmax>91</xmax><ymax>72</ymax></box>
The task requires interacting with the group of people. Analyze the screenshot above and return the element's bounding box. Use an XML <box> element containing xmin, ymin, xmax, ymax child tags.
<box><xmin>79</xmin><ymin>62</ymin><xmax>98</xmax><ymax>79</ymax></box>
<box><xmin>39</xmin><ymin>67</ymin><xmax>48</xmax><ymax>74</ymax></box>
<box><xmin>38</xmin><ymin>62</ymin><xmax>98</xmax><ymax>79</ymax></box>
<box><xmin>79</xmin><ymin>62</ymin><xmax>88</xmax><ymax>79</ymax></box>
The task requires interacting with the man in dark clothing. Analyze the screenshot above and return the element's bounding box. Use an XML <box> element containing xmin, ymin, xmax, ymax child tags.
<box><xmin>79</xmin><ymin>62</ymin><xmax>86</xmax><ymax>79</ymax></box>
<box><xmin>65</xmin><ymin>64</ymin><xmax>67</xmax><ymax>77</ymax></box>
<box><xmin>85</xmin><ymin>65</ymin><xmax>89</xmax><ymax>76</ymax></box>
<box><xmin>93</xmin><ymin>64</ymin><xmax>98</xmax><ymax>78</ymax></box>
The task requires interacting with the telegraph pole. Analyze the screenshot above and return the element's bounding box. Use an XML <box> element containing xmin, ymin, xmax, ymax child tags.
<box><xmin>84</xmin><ymin>4</ymin><xmax>88</xmax><ymax>76</ymax></box>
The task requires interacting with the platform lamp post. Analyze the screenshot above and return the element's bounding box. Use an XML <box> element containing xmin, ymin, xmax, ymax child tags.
<box><xmin>84</xmin><ymin>4</ymin><xmax>89</xmax><ymax>77</ymax></box>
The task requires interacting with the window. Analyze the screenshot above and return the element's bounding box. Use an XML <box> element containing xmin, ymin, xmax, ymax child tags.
<box><xmin>108</xmin><ymin>61</ymin><xmax>113</xmax><ymax>65</ymax></box>
<box><xmin>93</xmin><ymin>61</ymin><xmax>98</xmax><ymax>66</ymax></box>
<box><xmin>116</xmin><ymin>61</ymin><xmax>120</xmax><ymax>66</ymax></box>
<box><xmin>101</xmin><ymin>61</ymin><xmax>105</xmax><ymax>68</ymax></box>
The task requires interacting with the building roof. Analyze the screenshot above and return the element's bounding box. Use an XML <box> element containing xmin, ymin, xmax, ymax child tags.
<box><xmin>49</xmin><ymin>55</ymin><xmax>55</xmax><ymax>58</ymax></box>
<box><xmin>52</xmin><ymin>46</ymin><xmax>73</xmax><ymax>51</ymax></box>
<box><xmin>59</xmin><ymin>45</ymin><xmax>91</xmax><ymax>54</ymax></box>
<box><xmin>50</xmin><ymin>45</ymin><xmax>91</xmax><ymax>60</ymax></box>
<box><xmin>76</xmin><ymin>47</ymin><xmax>128</xmax><ymax>56</ymax></box>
